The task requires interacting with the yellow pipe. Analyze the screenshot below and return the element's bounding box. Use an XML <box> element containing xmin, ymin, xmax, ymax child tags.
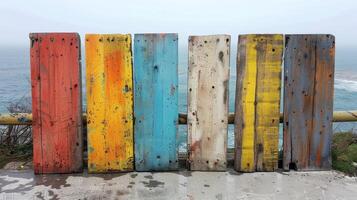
<box><xmin>0</xmin><ymin>113</ymin><xmax>32</xmax><ymax>125</ymax></box>
<box><xmin>0</xmin><ymin>111</ymin><xmax>356</xmax><ymax>125</ymax></box>
<box><xmin>331</xmin><ymin>111</ymin><xmax>357</xmax><ymax>122</ymax></box>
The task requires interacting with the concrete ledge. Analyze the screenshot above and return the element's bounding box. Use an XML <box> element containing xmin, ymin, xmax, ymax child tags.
<box><xmin>1</xmin><ymin>169</ymin><xmax>357</xmax><ymax>199</ymax></box>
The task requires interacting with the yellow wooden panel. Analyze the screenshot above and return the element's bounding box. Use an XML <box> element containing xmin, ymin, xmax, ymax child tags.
<box><xmin>235</xmin><ymin>34</ymin><xmax>283</xmax><ymax>172</ymax></box>
<box><xmin>255</xmin><ymin>35</ymin><xmax>283</xmax><ymax>171</ymax></box>
<box><xmin>86</xmin><ymin>34</ymin><xmax>133</xmax><ymax>173</ymax></box>
<box><xmin>240</xmin><ymin>35</ymin><xmax>257</xmax><ymax>172</ymax></box>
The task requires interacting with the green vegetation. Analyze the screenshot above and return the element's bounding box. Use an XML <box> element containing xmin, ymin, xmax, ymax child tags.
<box><xmin>0</xmin><ymin>97</ymin><xmax>33</xmax><ymax>169</ymax></box>
<box><xmin>0</xmin><ymin>143</ymin><xmax>32</xmax><ymax>169</ymax></box>
<box><xmin>332</xmin><ymin>131</ymin><xmax>357</xmax><ymax>176</ymax></box>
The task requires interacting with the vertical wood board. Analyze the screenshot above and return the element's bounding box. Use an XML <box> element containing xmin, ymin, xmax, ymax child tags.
<box><xmin>188</xmin><ymin>35</ymin><xmax>230</xmax><ymax>171</ymax></box>
<box><xmin>86</xmin><ymin>34</ymin><xmax>134</xmax><ymax>173</ymax></box>
<box><xmin>30</xmin><ymin>33</ymin><xmax>83</xmax><ymax>174</ymax></box>
<box><xmin>234</xmin><ymin>34</ymin><xmax>283</xmax><ymax>172</ymax></box>
<box><xmin>283</xmin><ymin>34</ymin><xmax>335</xmax><ymax>171</ymax></box>
<box><xmin>134</xmin><ymin>33</ymin><xmax>179</xmax><ymax>171</ymax></box>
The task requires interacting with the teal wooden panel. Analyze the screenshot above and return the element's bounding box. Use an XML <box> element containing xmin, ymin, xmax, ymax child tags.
<box><xmin>134</xmin><ymin>33</ymin><xmax>179</xmax><ymax>171</ymax></box>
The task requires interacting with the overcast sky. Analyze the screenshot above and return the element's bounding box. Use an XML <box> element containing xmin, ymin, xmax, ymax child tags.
<box><xmin>1</xmin><ymin>0</ymin><xmax>356</xmax><ymax>47</ymax></box>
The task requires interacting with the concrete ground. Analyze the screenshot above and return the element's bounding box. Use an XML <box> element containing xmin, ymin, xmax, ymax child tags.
<box><xmin>1</xmin><ymin>169</ymin><xmax>357</xmax><ymax>200</ymax></box>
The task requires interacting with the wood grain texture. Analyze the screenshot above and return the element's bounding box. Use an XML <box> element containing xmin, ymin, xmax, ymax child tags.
<box><xmin>188</xmin><ymin>35</ymin><xmax>230</xmax><ymax>171</ymax></box>
<box><xmin>86</xmin><ymin>34</ymin><xmax>134</xmax><ymax>173</ymax></box>
<box><xmin>134</xmin><ymin>34</ymin><xmax>179</xmax><ymax>171</ymax></box>
<box><xmin>30</xmin><ymin>33</ymin><xmax>83</xmax><ymax>174</ymax></box>
<box><xmin>283</xmin><ymin>34</ymin><xmax>335</xmax><ymax>171</ymax></box>
<box><xmin>234</xmin><ymin>34</ymin><xmax>283</xmax><ymax>172</ymax></box>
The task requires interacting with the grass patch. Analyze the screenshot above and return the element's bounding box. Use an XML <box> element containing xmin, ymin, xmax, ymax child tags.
<box><xmin>0</xmin><ymin>144</ymin><xmax>32</xmax><ymax>169</ymax></box>
<box><xmin>332</xmin><ymin>131</ymin><xmax>357</xmax><ymax>176</ymax></box>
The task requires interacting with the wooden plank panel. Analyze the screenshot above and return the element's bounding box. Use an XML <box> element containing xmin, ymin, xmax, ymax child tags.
<box><xmin>30</xmin><ymin>33</ymin><xmax>83</xmax><ymax>174</ymax></box>
<box><xmin>30</xmin><ymin>33</ymin><xmax>42</xmax><ymax>174</ymax></box>
<box><xmin>134</xmin><ymin>33</ymin><xmax>178</xmax><ymax>171</ymax></box>
<box><xmin>283</xmin><ymin>34</ymin><xmax>335</xmax><ymax>171</ymax></box>
<box><xmin>86</xmin><ymin>34</ymin><xmax>134</xmax><ymax>173</ymax></box>
<box><xmin>188</xmin><ymin>35</ymin><xmax>230</xmax><ymax>171</ymax></box>
<box><xmin>234</xmin><ymin>35</ymin><xmax>257</xmax><ymax>172</ymax></box>
<box><xmin>234</xmin><ymin>34</ymin><xmax>283</xmax><ymax>172</ymax></box>
<box><xmin>255</xmin><ymin>35</ymin><xmax>283</xmax><ymax>172</ymax></box>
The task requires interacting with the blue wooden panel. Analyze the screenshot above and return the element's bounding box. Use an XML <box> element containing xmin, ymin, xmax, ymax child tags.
<box><xmin>283</xmin><ymin>34</ymin><xmax>335</xmax><ymax>171</ymax></box>
<box><xmin>134</xmin><ymin>33</ymin><xmax>179</xmax><ymax>171</ymax></box>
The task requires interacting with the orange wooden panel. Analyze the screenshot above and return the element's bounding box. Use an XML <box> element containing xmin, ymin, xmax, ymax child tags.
<box><xmin>86</xmin><ymin>34</ymin><xmax>134</xmax><ymax>172</ymax></box>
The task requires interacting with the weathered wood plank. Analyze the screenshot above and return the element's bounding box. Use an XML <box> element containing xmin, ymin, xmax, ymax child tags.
<box><xmin>134</xmin><ymin>33</ymin><xmax>179</xmax><ymax>171</ymax></box>
<box><xmin>30</xmin><ymin>33</ymin><xmax>83</xmax><ymax>174</ymax></box>
<box><xmin>86</xmin><ymin>34</ymin><xmax>134</xmax><ymax>173</ymax></box>
<box><xmin>255</xmin><ymin>35</ymin><xmax>283</xmax><ymax>172</ymax></box>
<box><xmin>188</xmin><ymin>35</ymin><xmax>230</xmax><ymax>171</ymax></box>
<box><xmin>30</xmin><ymin>33</ymin><xmax>42</xmax><ymax>174</ymax></box>
<box><xmin>235</xmin><ymin>35</ymin><xmax>257</xmax><ymax>172</ymax></box>
<box><xmin>234</xmin><ymin>34</ymin><xmax>283</xmax><ymax>172</ymax></box>
<box><xmin>283</xmin><ymin>34</ymin><xmax>335</xmax><ymax>171</ymax></box>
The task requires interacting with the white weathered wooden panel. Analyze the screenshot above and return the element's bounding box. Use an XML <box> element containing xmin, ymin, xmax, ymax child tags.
<box><xmin>188</xmin><ymin>35</ymin><xmax>230</xmax><ymax>171</ymax></box>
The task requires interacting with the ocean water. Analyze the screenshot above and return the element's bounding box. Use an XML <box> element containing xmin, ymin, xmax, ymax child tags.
<box><xmin>1</xmin><ymin>45</ymin><xmax>356</xmax><ymax>151</ymax></box>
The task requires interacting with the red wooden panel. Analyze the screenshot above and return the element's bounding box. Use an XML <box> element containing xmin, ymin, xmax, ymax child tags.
<box><xmin>30</xmin><ymin>33</ymin><xmax>83</xmax><ymax>174</ymax></box>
